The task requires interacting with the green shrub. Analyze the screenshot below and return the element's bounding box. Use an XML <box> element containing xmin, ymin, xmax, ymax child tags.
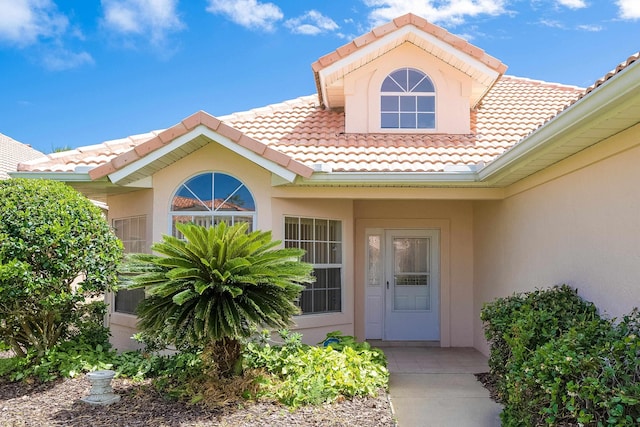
<box><xmin>507</xmin><ymin>310</ymin><xmax>640</xmax><ymax>426</ymax></box>
<box><xmin>0</xmin><ymin>178</ymin><xmax>123</xmax><ymax>357</ymax></box>
<box><xmin>482</xmin><ymin>286</ymin><xmax>639</xmax><ymax>426</ymax></box>
<box><xmin>481</xmin><ymin>285</ymin><xmax>599</xmax><ymax>400</ymax></box>
<box><xmin>243</xmin><ymin>330</ymin><xmax>389</xmax><ymax>407</ymax></box>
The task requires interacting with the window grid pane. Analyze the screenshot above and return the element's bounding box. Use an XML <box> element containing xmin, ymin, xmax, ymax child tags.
<box><xmin>285</xmin><ymin>216</ymin><xmax>342</xmax><ymax>315</ymax></box>
<box><xmin>380</xmin><ymin>68</ymin><xmax>435</xmax><ymax>129</ymax></box>
<box><xmin>113</xmin><ymin>215</ymin><xmax>148</xmax><ymax>314</ymax></box>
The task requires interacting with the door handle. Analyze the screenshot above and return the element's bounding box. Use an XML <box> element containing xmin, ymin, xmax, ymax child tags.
<box><xmin>386</xmin><ymin>281</ymin><xmax>389</xmax><ymax>289</ymax></box>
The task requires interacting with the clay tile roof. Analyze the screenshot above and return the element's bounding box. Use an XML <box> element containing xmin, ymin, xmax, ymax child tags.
<box><xmin>0</xmin><ymin>133</ymin><xmax>45</xmax><ymax>179</ymax></box>
<box><xmin>221</xmin><ymin>77</ymin><xmax>582</xmax><ymax>173</ymax></box>
<box><xmin>16</xmin><ymin>76</ymin><xmax>584</xmax><ymax>176</ymax></box>
<box><xmin>18</xmin><ymin>131</ymin><xmax>159</xmax><ymax>174</ymax></box>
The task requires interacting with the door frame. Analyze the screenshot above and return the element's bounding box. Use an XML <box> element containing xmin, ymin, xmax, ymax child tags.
<box><xmin>355</xmin><ymin>219</ymin><xmax>451</xmax><ymax>346</ymax></box>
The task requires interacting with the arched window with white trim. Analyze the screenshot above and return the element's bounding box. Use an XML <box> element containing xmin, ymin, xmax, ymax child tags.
<box><xmin>169</xmin><ymin>172</ymin><xmax>256</xmax><ymax>237</ymax></box>
<box><xmin>381</xmin><ymin>68</ymin><xmax>436</xmax><ymax>129</ymax></box>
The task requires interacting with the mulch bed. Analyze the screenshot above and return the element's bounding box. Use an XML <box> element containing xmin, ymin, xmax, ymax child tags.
<box><xmin>0</xmin><ymin>375</ymin><xmax>395</xmax><ymax>426</ymax></box>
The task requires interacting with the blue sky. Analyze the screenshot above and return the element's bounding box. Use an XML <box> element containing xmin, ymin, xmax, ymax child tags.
<box><xmin>1</xmin><ymin>0</ymin><xmax>639</xmax><ymax>154</ymax></box>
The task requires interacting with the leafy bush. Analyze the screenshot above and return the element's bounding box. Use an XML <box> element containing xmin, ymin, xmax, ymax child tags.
<box><xmin>481</xmin><ymin>285</ymin><xmax>599</xmax><ymax>400</ymax></box>
<box><xmin>0</xmin><ymin>178</ymin><xmax>123</xmax><ymax>357</ymax></box>
<box><xmin>482</xmin><ymin>286</ymin><xmax>640</xmax><ymax>426</ymax></box>
<box><xmin>506</xmin><ymin>311</ymin><xmax>640</xmax><ymax>426</ymax></box>
<box><xmin>243</xmin><ymin>330</ymin><xmax>389</xmax><ymax>407</ymax></box>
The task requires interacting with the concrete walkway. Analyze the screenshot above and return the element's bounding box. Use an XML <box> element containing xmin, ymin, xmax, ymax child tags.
<box><xmin>382</xmin><ymin>347</ymin><xmax>502</xmax><ymax>427</ymax></box>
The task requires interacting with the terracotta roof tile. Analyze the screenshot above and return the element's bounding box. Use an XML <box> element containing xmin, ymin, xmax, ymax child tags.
<box><xmin>18</xmin><ymin>75</ymin><xmax>583</xmax><ymax>175</ymax></box>
<box><xmin>1</xmin><ymin>133</ymin><xmax>45</xmax><ymax>179</ymax></box>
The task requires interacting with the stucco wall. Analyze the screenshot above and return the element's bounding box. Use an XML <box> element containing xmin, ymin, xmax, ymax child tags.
<box><xmin>473</xmin><ymin>124</ymin><xmax>640</xmax><ymax>354</ymax></box>
<box><xmin>354</xmin><ymin>199</ymin><xmax>475</xmax><ymax>347</ymax></box>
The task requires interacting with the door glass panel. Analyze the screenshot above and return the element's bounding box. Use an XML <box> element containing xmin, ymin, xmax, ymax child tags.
<box><xmin>393</xmin><ymin>237</ymin><xmax>430</xmax><ymax>311</ymax></box>
<box><xmin>367</xmin><ymin>235</ymin><xmax>381</xmax><ymax>286</ymax></box>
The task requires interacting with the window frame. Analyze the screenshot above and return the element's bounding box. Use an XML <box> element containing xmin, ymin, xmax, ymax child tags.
<box><xmin>112</xmin><ymin>215</ymin><xmax>148</xmax><ymax>315</ymax></box>
<box><xmin>380</xmin><ymin>67</ymin><xmax>436</xmax><ymax>130</ymax></box>
<box><xmin>284</xmin><ymin>216</ymin><xmax>343</xmax><ymax>316</ymax></box>
<box><xmin>168</xmin><ymin>171</ymin><xmax>257</xmax><ymax>237</ymax></box>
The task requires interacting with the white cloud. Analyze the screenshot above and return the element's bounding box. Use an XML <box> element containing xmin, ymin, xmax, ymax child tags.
<box><xmin>617</xmin><ymin>0</ymin><xmax>640</xmax><ymax>20</ymax></box>
<box><xmin>101</xmin><ymin>0</ymin><xmax>184</xmax><ymax>45</ymax></box>
<box><xmin>206</xmin><ymin>0</ymin><xmax>283</xmax><ymax>32</ymax></box>
<box><xmin>285</xmin><ymin>10</ymin><xmax>339</xmax><ymax>35</ymax></box>
<box><xmin>0</xmin><ymin>0</ymin><xmax>68</xmax><ymax>46</ymax></box>
<box><xmin>556</xmin><ymin>0</ymin><xmax>586</xmax><ymax>9</ymax></box>
<box><xmin>576</xmin><ymin>24</ymin><xmax>602</xmax><ymax>31</ymax></box>
<box><xmin>539</xmin><ymin>19</ymin><xmax>565</xmax><ymax>28</ymax></box>
<box><xmin>42</xmin><ymin>48</ymin><xmax>94</xmax><ymax>71</ymax></box>
<box><xmin>363</xmin><ymin>0</ymin><xmax>508</xmax><ymax>26</ymax></box>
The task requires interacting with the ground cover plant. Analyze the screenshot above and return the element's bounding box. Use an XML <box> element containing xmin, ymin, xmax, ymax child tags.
<box><xmin>0</xmin><ymin>329</ymin><xmax>389</xmax><ymax>413</ymax></box>
<box><xmin>481</xmin><ymin>285</ymin><xmax>640</xmax><ymax>426</ymax></box>
<box><xmin>243</xmin><ymin>330</ymin><xmax>389</xmax><ymax>407</ymax></box>
<box><xmin>0</xmin><ymin>178</ymin><xmax>122</xmax><ymax>358</ymax></box>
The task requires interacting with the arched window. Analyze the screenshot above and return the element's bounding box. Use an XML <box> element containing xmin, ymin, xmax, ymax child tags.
<box><xmin>169</xmin><ymin>172</ymin><xmax>256</xmax><ymax>237</ymax></box>
<box><xmin>381</xmin><ymin>68</ymin><xmax>435</xmax><ymax>129</ymax></box>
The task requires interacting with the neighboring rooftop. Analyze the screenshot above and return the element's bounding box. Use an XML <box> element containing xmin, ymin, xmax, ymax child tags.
<box><xmin>0</xmin><ymin>133</ymin><xmax>45</xmax><ymax>179</ymax></box>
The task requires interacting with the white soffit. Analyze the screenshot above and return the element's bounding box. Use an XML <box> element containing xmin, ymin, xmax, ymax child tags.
<box><xmin>107</xmin><ymin>125</ymin><xmax>298</xmax><ymax>185</ymax></box>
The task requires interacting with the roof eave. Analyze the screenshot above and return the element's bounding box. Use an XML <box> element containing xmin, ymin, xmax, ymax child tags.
<box><xmin>478</xmin><ymin>56</ymin><xmax>640</xmax><ymax>186</ymax></box>
<box><xmin>8</xmin><ymin>171</ymin><xmax>94</xmax><ymax>182</ymax></box>
<box><xmin>296</xmin><ymin>171</ymin><xmax>482</xmax><ymax>187</ymax></box>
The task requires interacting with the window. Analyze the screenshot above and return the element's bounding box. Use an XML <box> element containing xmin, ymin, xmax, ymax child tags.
<box><xmin>381</xmin><ymin>68</ymin><xmax>435</xmax><ymax>129</ymax></box>
<box><xmin>170</xmin><ymin>172</ymin><xmax>256</xmax><ymax>237</ymax></box>
<box><xmin>113</xmin><ymin>215</ymin><xmax>147</xmax><ymax>314</ymax></box>
<box><xmin>284</xmin><ymin>217</ymin><xmax>342</xmax><ymax>314</ymax></box>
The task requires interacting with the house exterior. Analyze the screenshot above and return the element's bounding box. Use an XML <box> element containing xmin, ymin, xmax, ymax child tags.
<box><xmin>0</xmin><ymin>133</ymin><xmax>44</xmax><ymax>180</ymax></box>
<box><xmin>13</xmin><ymin>14</ymin><xmax>640</xmax><ymax>354</ymax></box>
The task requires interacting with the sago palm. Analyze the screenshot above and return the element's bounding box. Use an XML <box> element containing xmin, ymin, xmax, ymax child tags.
<box><xmin>120</xmin><ymin>222</ymin><xmax>314</xmax><ymax>375</ymax></box>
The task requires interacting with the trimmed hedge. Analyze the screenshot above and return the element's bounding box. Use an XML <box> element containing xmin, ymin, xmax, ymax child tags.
<box><xmin>482</xmin><ymin>285</ymin><xmax>640</xmax><ymax>426</ymax></box>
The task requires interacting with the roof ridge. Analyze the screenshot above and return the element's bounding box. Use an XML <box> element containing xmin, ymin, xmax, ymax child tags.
<box><xmin>583</xmin><ymin>51</ymin><xmax>639</xmax><ymax>96</ymax></box>
<box><xmin>500</xmin><ymin>75</ymin><xmax>584</xmax><ymax>91</ymax></box>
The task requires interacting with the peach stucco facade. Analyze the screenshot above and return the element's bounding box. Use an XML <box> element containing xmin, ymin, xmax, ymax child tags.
<box><xmin>13</xmin><ymin>14</ymin><xmax>640</xmax><ymax>354</ymax></box>
<box><xmin>473</xmin><ymin>123</ymin><xmax>640</xmax><ymax>354</ymax></box>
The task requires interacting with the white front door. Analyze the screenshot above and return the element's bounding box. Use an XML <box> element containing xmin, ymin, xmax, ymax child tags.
<box><xmin>365</xmin><ymin>229</ymin><xmax>440</xmax><ymax>341</ymax></box>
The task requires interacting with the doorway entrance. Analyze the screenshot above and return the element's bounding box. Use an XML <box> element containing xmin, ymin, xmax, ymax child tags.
<box><xmin>365</xmin><ymin>229</ymin><xmax>440</xmax><ymax>341</ymax></box>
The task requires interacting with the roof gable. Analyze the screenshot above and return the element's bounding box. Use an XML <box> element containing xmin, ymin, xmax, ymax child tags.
<box><xmin>87</xmin><ymin>110</ymin><xmax>313</xmax><ymax>186</ymax></box>
<box><xmin>312</xmin><ymin>13</ymin><xmax>507</xmax><ymax>109</ymax></box>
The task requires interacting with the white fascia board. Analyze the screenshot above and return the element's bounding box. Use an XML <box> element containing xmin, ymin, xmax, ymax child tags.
<box><xmin>478</xmin><ymin>59</ymin><xmax>640</xmax><ymax>182</ymax></box>
<box><xmin>8</xmin><ymin>171</ymin><xmax>93</xmax><ymax>182</ymax></box>
<box><xmin>318</xmin><ymin>25</ymin><xmax>500</xmax><ymax>96</ymax></box>
<box><xmin>299</xmin><ymin>171</ymin><xmax>479</xmax><ymax>185</ymax></box>
<box><xmin>108</xmin><ymin>125</ymin><xmax>298</xmax><ymax>184</ymax></box>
